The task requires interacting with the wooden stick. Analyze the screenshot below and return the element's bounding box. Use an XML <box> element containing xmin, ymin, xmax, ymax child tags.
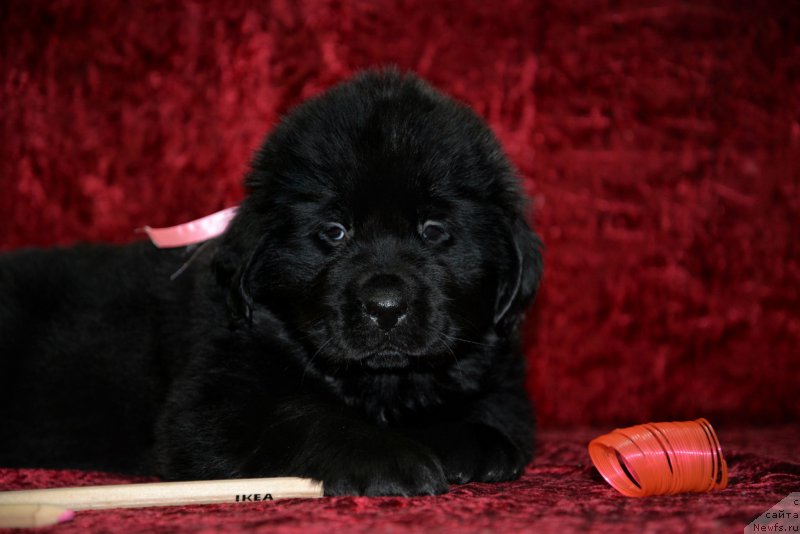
<box><xmin>0</xmin><ymin>504</ymin><xmax>75</xmax><ymax>528</ymax></box>
<box><xmin>0</xmin><ymin>477</ymin><xmax>324</xmax><ymax>511</ymax></box>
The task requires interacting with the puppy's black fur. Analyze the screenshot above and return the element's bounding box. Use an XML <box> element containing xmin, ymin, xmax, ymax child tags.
<box><xmin>0</xmin><ymin>70</ymin><xmax>542</xmax><ymax>496</ymax></box>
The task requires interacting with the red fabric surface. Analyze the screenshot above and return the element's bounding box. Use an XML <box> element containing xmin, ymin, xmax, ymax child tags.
<box><xmin>1</xmin><ymin>426</ymin><xmax>798</xmax><ymax>533</ymax></box>
<box><xmin>1</xmin><ymin>1</ymin><xmax>799</xmax><ymax>532</ymax></box>
<box><xmin>1</xmin><ymin>0</ymin><xmax>799</xmax><ymax>427</ymax></box>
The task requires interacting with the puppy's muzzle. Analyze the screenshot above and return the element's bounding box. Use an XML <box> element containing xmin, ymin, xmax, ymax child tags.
<box><xmin>357</xmin><ymin>274</ymin><xmax>408</xmax><ymax>331</ymax></box>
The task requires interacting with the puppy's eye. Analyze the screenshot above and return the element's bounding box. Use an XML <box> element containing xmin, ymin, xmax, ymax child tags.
<box><xmin>319</xmin><ymin>222</ymin><xmax>348</xmax><ymax>244</ymax></box>
<box><xmin>419</xmin><ymin>221</ymin><xmax>450</xmax><ymax>244</ymax></box>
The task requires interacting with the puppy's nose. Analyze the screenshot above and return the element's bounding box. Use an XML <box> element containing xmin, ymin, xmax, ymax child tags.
<box><xmin>359</xmin><ymin>275</ymin><xmax>408</xmax><ymax>331</ymax></box>
<box><xmin>363</xmin><ymin>292</ymin><xmax>407</xmax><ymax>331</ymax></box>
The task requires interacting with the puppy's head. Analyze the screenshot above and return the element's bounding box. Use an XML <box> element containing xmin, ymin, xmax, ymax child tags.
<box><xmin>217</xmin><ymin>70</ymin><xmax>542</xmax><ymax>371</ymax></box>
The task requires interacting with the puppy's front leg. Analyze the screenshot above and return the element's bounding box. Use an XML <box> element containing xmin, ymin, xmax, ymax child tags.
<box><xmin>155</xmin><ymin>367</ymin><xmax>447</xmax><ymax>496</ymax></box>
<box><xmin>404</xmin><ymin>389</ymin><xmax>534</xmax><ymax>484</ymax></box>
<box><xmin>247</xmin><ymin>398</ymin><xmax>449</xmax><ymax>496</ymax></box>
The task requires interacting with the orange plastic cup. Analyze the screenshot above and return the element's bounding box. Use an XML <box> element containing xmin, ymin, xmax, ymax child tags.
<box><xmin>588</xmin><ymin>419</ymin><xmax>728</xmax><ymax>497</ymax></box>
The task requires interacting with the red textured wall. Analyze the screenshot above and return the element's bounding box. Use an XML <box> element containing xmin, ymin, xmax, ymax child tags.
<box><xmin>2</xmin><ymin>0</ymin><xmax>798</xmax><ymax>426</ymax></box>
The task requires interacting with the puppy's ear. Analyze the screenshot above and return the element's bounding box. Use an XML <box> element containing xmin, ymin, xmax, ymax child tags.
<box><xmin>494</xmin><ymin>217</ymin><xmax>543</xmax><ymax>330</ymax></box>
<box><xmin>226</xmin><ymin>257</ymin><xmax>255</xmax><ymax>325</ymax></box>
<box><xmin>213</xmin><ymin>228</ymin><xmax>270</xmax><ymax>328</ymax></box>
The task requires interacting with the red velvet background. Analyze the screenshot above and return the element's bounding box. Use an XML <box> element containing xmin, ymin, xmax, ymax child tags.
<box><xmin>2</xmin><ymin>0</ymin><xmax>799</xmax><ymax>427</ymax></box>
<box><xmin>1</xmin><ymin>1</ymin><xmax>799</xmax><ymax>532</ymax></box>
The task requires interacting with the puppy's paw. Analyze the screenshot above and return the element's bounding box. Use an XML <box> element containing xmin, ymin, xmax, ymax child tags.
<box><xmin>320</xmin><ymin>437</ymin><xmax>448</xmax><ymax>497</ymax></box>
<box><xmin>436</xmin><ymin>424</ymin><xmax>527</xmax><ymax>484</ymax></box>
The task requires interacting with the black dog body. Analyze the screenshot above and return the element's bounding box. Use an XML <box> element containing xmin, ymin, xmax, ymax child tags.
<box><xmin>0</xmin><ymin>71</ymin><xmax>542</xmax><ymax>496</ymax></box>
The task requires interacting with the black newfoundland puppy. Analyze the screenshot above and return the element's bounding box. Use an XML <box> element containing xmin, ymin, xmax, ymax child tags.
<box><xmin>0</xmin><ymin>70</ymin><xmax>542</xmax><ymax>496</ymax></box>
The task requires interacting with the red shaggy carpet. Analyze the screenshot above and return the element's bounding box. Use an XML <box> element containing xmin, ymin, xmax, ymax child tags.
<box><xmin>1</xmin><ymin>0</ymin><xmax>798</xmax><ymax>532</ymax></box>
<box><xmin>2</xmin><ymin>427</ymin><xmax>798</xmax><ymax>533</ymax></box>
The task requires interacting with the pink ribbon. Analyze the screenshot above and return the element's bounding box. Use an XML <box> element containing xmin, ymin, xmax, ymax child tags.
<box><xmin>142</xmin><ymin>206</ymin><xmax>238</xmax><ymax>248</ymax></box>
